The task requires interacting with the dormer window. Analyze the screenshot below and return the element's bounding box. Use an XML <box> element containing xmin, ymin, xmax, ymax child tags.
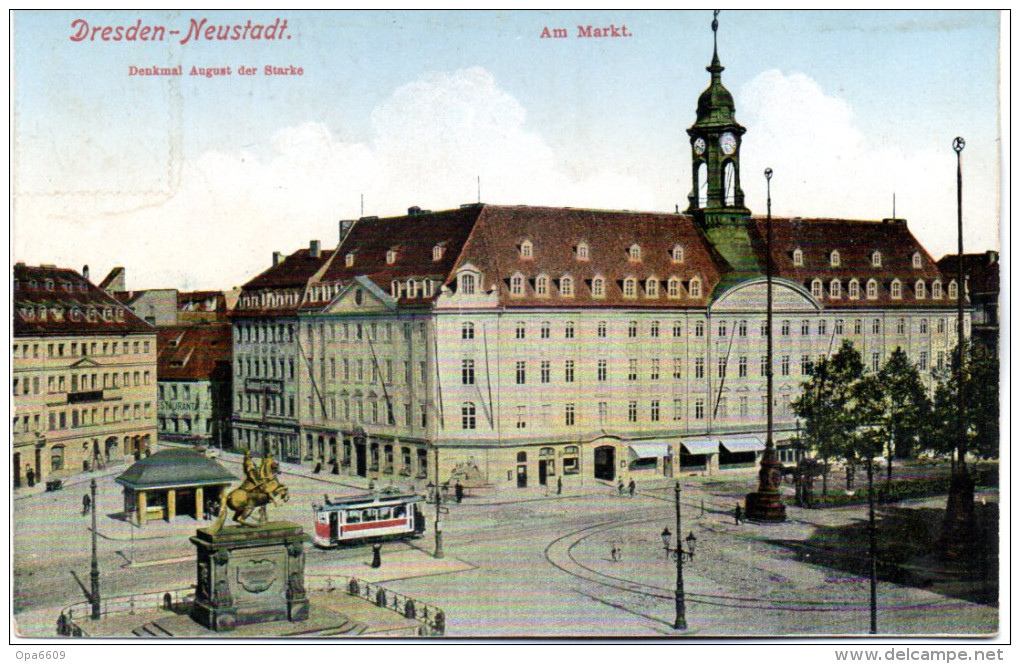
<box><xmin>830</xmin><ymin>279</ymin><xmax>842</xmax><ymax>299</ymax></box>
<box><xmin>645</xmin><ymin>277</ymin><xmax>659</xmax><ymax>298</ymax></box>
<box><xmin>871</xmin><ymin>251</ymin><xmax>882</xmax><ymax>268</ymax></box>
<box><xmin>667</xmin><ymin>276</ymin><xmax>681</xmax><ymax>299</ymax></box>
<box><xmin>689</xmin><ymin>276</ymin><xmax>702</xmax><ymax>298</ymax></box>
<box><xmin>932</xmin><ymin>280</ymin><xmax>943</xmax><ymax>299</ymax></box>
<box><xmin>576</xmin><ymin>242</ymin><xmax>589</xmax><ymax>261</ymax></box>
<box><xmin>535</xmin><ymin>274</ymin><xmax>550</xmax><ymax>297</ymax></box>
<box><xmin>890</xmin><ymin>279</ymin><xmax>902</xmax><ymax>299</ymax></box>
<box><xmin>830</xmin><ymin>250</ymin><xmax>841</xmax><ymax>267</ymax></box>
<box><xmin>510</xmin><ymin>273</ymin><xmax>525</xmax><ymax>297</ymax></box>
<box><xmin>628</xmin><ymin>244</ymin><xmax>642</xmax><ymax>262</ymax></box>
<box><xmin>866</xmin><ymin>279</ymin><xmax>879</xmax><ymax>300</ymax></box>
<box><xmin>948</xmin><ymin>280</ymin><xmax>958</xmax><ymax>299</ymax></box>
<box><xmin>345</xmin><ymin>253</ymin><xmax>355</xmax><ymax>267</ymax></box>
<box><xmin>671</xmin><ymin>244</ymin><xmax>685</xmax><ymax>264</ymax></box>
<box><xmin>433</xmin><ymin>245</ymin><xmax>445</xmax><ymax>261</ymax></box>
<box><xmin>912</xmin><ymin>252</ymin><xmax>923</xmax><ymax>268</ymax></box>
<box><xmin>591</xmin><ymin>275</ymin><xmax>606</xmax><ymax>298</ymax></box>
<box><xmin>45</xmin><ymin>280</ymin><xmax>53</xmax><ymax>290</ymax></box>
<box><xmin>792</xmin><ymin>248</ymin><xmax>804</xmax><ymax>267</ymax></box>
<box><xmin>622</xmin><ymin>277</ymin><xmax>637</xmax><ymax>298</ymax></box>
<box><xmin>849</xmin><ymin>279</ymin><xmax>860</xmax><ymax>300</ymax></box>
<box><xmin>386</xmin><ymin>250</ymin><xmax>397</xmax><ymax>265</ymax></box>
<box><xmin>520</xmin><ymin>240</ymin><xmax>533</xmax><ymax>259</ymax></box>
<box><xmin>811</xmin><ymin>279</ymin><xmax>823</xmax><ymax>299</ymax></box>
<box><xmin>460</xmin><ymin>273</ymin><xmax>476</xmax><ymax>295</ymax></box>
<box><xmin>915</xmin><ymin>280</ymin><xmax>926</xmax><ymax>300</ymax></box>
<box><xmin>559</xmin><ymin>274</ymin><xmax>574</xmax><ymax>297</ymax></box>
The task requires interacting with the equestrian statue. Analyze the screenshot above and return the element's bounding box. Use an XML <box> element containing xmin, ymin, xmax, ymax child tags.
<box><xmin>209</xmin><ymin>450</ymin><xmax>290</xmax><ymax>533</ymax></box>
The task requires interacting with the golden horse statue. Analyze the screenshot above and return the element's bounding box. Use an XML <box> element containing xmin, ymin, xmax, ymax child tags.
<box><xmin>208</xmin><ymin>452</ymin><xmax>289</xmax><ymax>533</ymax></box>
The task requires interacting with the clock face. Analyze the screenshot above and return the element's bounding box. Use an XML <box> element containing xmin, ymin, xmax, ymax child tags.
<box><xmin>719</xmin><ymin>132</ymin><xmax>737</xmax><ymax>155</ymax></box>
<box><xmin>693</xmin><ymin>138</ymin><xmax>706</xmax><ymax>155</ymax></box>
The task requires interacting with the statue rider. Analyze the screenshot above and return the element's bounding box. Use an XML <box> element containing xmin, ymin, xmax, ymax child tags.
<box><xmin>242</xmin><ymin>450</ymin><xmax>260</xmax><ymax>490</ymax></box>
<box><xmin>259</xmin><ymin>451</ymin><xmax>277</xmax><ymax>484</ymax></box>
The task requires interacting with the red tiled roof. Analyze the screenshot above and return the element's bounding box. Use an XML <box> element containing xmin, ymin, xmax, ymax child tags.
<box><xmin>456</xmin><ymin>206</ymin><xmax>725</xmax><ymax>308</ymax></box>
<box><xmin>937</xmin><ymin>252</ymin><xmax>999</xmax><ymax>296</ymax></box>
<box><xmin>157</xmin><ymin>324</ymin><xmax>232</xmax><ymax>382</ymax></box>
<box><xmin>749</xmin><ymin>217</ymin><xmax>958</xmax><ymax>309</ymax></box>
<box><xmin>234</xmin><ymin>247</ymin><xmax>335</xmax><ymax>317</ymax></box>
<box><xmin>13</xmin><ymin>264</ymin><xmax>154</xmax><ymax>336</ymax></box>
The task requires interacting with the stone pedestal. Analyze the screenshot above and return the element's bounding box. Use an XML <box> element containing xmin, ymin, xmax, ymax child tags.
<box><xmin>190</xmin><ymin>521</ymin><xmax>310</xmax><ymax>632</ymax></box>
<box><xmin>745</xmin><ymin>446</ymin><xmax>787</xmax><ymax>523</ymax></box>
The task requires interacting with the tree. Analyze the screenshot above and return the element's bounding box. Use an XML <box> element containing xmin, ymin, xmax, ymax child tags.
<box><xmin>873</xmin><ymin>348</ymin><xmax>932</xmax><ymax>484</ymax></box>
<box><xmin>792</xmin><ymin>340</ymin><xmax>867</xmax><ymax>495</ymax></box>
<box><xmin>927</xmin><ymin>341</ymin><xmax>999</xmax><ymax>463</ymax></box>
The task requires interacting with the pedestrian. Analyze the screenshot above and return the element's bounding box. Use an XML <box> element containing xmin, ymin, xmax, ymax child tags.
<box><xmin>454</xmin><ymin>480</ymin><xmax>464</xmax><ymax>504</ymax></box>
<box><xmin>611</xmin><ymin>543</ymin><xmax>621</xmax><ymax>562</ymax></box>
<box><xmin>628</xmin><ymin>479</ymin><xmax>636</xmax><ymax>497</ymax></box>
<box><xmin>557</xmin><ymin>476</ymin><xmax>563</xmax><ymax>495</ymax></box>
<box><xmin>26</xmin><ymin>467</ymin><xmax>35</xmax><ymax>488</ymax></box>
<box><xmin>734</xmin><ymin>504</ymin><xmax>743</xmax><ymax>525</ymax></box>
<box><xmin>371</xmin><ymin>543</ymin><xmax>382</xmax><ymax>568</ymax></box>
<box><xmin>82</xmin><ymin>493</ymin><xmax>91</xmax><ymax>515</ymax></box>
<box><xmin>617</xmin><ymin>480</ymin><xmax>624</xmax><ymax>496</ymax></box>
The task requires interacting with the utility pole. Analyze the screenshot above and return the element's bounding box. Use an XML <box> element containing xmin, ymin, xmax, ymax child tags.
<box><xmin>673</xmin><ymin>482</ymin><xmax>686</xmax><ymax>630</ymax></box>
<box><xmin>433</xmin><ymin>445</ymin><xmax>444</xmax><ymax>559</ymax></box>
<box><xmin>89</xmin><ymin>478</ymin><xmax>101</xmax><ymax>620</ymax></box>
<box><xmin>867</xmin><ymin>457</ymin><xmax>878</xmax><ymax>634</ymax></box>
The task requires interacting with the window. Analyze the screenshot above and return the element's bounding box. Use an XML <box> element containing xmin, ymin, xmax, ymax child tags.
<box><xmin>801</xmin><ymin>320</ymin><xmax>810</xmax><ymax>336</ymax></box>
<box><xmin>811</xmin><ymin>279</ymin><xmax>823</xmax><ymax>299</ymax></box>
<box><xmin>628</xmin><ymin>321</ymin><xmax>638</xmax><ymax>338</ymax></box>
<box><xmin>871</xmin><ymin>352</ymin><xmax>881</xmax><ymax>373</ymax></box>
<box><xmin>510</xmin><ymin>274</ymin><xmax>525</xmax><ymax>297</ymax></box>
<box><xmin>912</xmin><ymin>252</ymin><xmax>923</xmax><ymax>268</ymax></box>
<box><xmin>515</xmin><ymin>322</ymin><xmax>526</xmax><ymax>339</ymax></box>
<box><xmin>628</xmin><ymin>401</ymin><xmax>638</xmax><ymax>422</ymax></box>
<box><xmin>645</xmin><ymin>278</ymin><xmax>659</xmax><ymax>298</ymax></box>
<box><xmin>694</xmin><ymin>321</ymin><xmax>704</xmax><ymax>337</ymax></box>
<box><xmin>915</xmin><ymin>280</ymin><xmax>926</xmax><ymax>299</ymax></box>
<box><xmin>872</xmin><ymin>319</ymin><xmax>881</xmax><ymax>334</ymax></box>
<box><xmin>592</xmin><ymin>276</ymin><xmax>606</xmax><ymax>298</ymax></box>
<box><xmin>849</xmin><ymin>279</ymin><xmax>860</xmax><ymax>300</ymax></box>
<box><xmin>719</xmin><ymin>321</ymin><xmax>728</xmax><ymax>337</ymax></box>
<box><xmin>896</xmin><ymin>319</ymin><xmax>906</xmax><ymax>334</ymax></box>
<box><xmin>541</xmin><ymin>321</ymin><xmax>551</xmax><ymax>339</ymax></box>
<box><xmin>948</xmin><ymin>281</ymin><xmax>958</xmax><ymax>299</ymax></box>
<box><xmin>673</xmin><ymin>358</ymin><xmax>683</xmax><ymax>380</ymax></box>
<box><xmin>695</xmin><ymin>358</ymin><xmax>704</xmax><ymax>379</ymax></box>
<box><xmin>738</xmin><ymin>356</ymin><xmax>748</xmax><ymax>377</ymax></box>
<box><xmin>919</xmin><ymin>319</ymin><xmax>929</xmax><ymax>334</ymax></box>
<box><xmin>781</xmin><ymin>356</ymin><xmax>790</xmax><ymax>376</ymax></box>
<box><xmin>598</xmin><ymin>402</ymin><xmax>608</xmax><ymax>425</ymax></box>
<box><xmin>689</xmin><ymin>277</ymin><xmax>702</xmax><ymax>298</ymax></box>
<box><xmin>516</xmin><ymin>361</ymin><xmax>526</xmax><ymax>385</ymax></box>
<box><xmin>576</xmin><ymin>243</ymin><xmax>589</xmax><ymax>260</ymax></box>
<box><xmin>623</xmin><ymin>278</ymin><xmax>637</xmax><ymax>298</ymax></box>
<box><xmin>628</xmin><ymin>244</ymin><xmax>642</xmax><ymax>262</ymax></box>
<box><xmin>597</xmin><ymin>359</ymin><xmax>607</xmax><ymax>382</ymax></box>
<box><xmin>462</xmin><ymin>359</ymin><xmax>475</xmax><ymax>385</ymax></box>
<box><xmin>830</xmin><ymin>279</ymin><xmax>841</xmax><ymax>299</ymax></box>
<box><xmin>792</xmin><ymin>248</ymin><xmax>804</xmax><ymax>266</ymax></box>
<box><xmin>717</xmin><ymin>397</ymin><xmax>728</xmax><ymax>419</ymax></box>
<box><xmin>782</xmin><ymin>320</ymin><xmax>791</xmax><ymax>336</ymax></box>
<box><xmin>932</xmin><ymin>281</ymin><xmax>943</xmax><ymax>299</ymax></box>
<box><xmin>565</xmin><ymin>321</ymin><xmax>575</xmax><ymax>338</ymax></box>
<box><xmin>854</xmin><ymin>319</ymin><xmax>863</xmax><ymax>335</ymax></box>
<box><xmin>565</xmin><ymin>403</ymin><xmax>576</xmax><ymax>426</ymax></box>
<box><xmin>673</xmin><ymin>321</ymin><xmax>683</xmax><ymax>337</ymax></box>
<box><xmin>520</xmin><ymin>240</ymin><xmax>533</xmax><ymax>259</ymax></box>
<box><xmin>891</xmin><ymin>280</ymin><xmax>902</xmax><ymax>299</ymax></box>
<box><xmin>386</xmin><ymin>250</ymin><xmax>397</xmax><ymax>265</ymax></box>
<box><xmin>830</xmin><ymin>250</ymin><xmax>841</xmax><ymax>267</ymax></box>
<box><xmin>51</xmin><ymin>445</ymin><xmax>65</xmax><ymax>472</ymax></box>
<box><xmin>738</xmin><ymin>320</ymin><xmax>747</xmax><ymax>337</ymax></box>
<box><xmin>668</xmin><ymin>277</ymin><xmax>681</xmax><ymax>299</ymax></box>
<box><xmin>717</xmin><ymin>357</ymin><xmax>727</xmax><ymax>378</ymax></box>
<box><xmin>461</xmin><ymin>403</ymin><xmax>476</xmax><ymax>430</ymax></box>
<box><xmin>535</xmin><ymin>275</ymin><xmax>549</xmax><ymax>296</ymax></box>
<box><xmin>919</xmin><ymin>351</ymin><xmax>928</xmax><ymax>371</ymax></box>
<box><xmin>866</xmin><ymin>279</ymin><xmax>878</xmax><ymax>299</ymax></box>
<box><xmin>937</xmin><ymin>318</ymin><xmax>946</xmax><ymax>334</ymax></box>
<box><xmin>564</xmin><ymin>360</ymin><xmax>575</xmax><ymax>383</ymax></box>
<box><xmin>345</xmin><ymin>253</ymin><xmax>355</xmax><ymax>267</ymax></box>
<box><xmin>651</xmin><ymin>400</ymin><xmax>660</xmax><ymax>422</ymax></box>
<box><xmin>516</xmin><ymin>406</ymin><xmax>527</xmax><ymax>429</ymax></box>
<box><xmin>871</xmin><ymin>251</ymin><xmax>882</xmax><ymax>268</ymax></box>
<box><xmin>462</xmin><ymin>322</ymin><xmax>475</xmax><ymax>340</ymax></box>
<box><xmin>760</xmin><ymin>321</ymin><xmax>769</xmax><ymax>337</ymax></box>
<box><xmin>460</xmin><ymin>273</ymin><xmax>476</xmax><ymax>295</ymax></box>
<box><xmin>628</xmin><ymin>359</ymin><xmax>638</xmax><ymax>381</ymax></box>
<box><xmin>818</xmin><ymin>320</ymin><xmax>827</xmax><ymax>336</ymax></box>
<box><xmin>559</xmin><ymin>275</ymin><xmax>574</xmax><ymax>297</ymax></box>
<box><xmin>801</xmin><ymin>355</ymin><xmax>812</xmax><ymax>375</ymax></box>
<box><xmin>673</xmin><ymin>398</ymin><xmax>683</xmax><ymax>421</ymax></box>
<box><xmin>598</xmin><ymin>321</ymin><xmax>607</xmax><ymax>338</ymax></box>
<box><xmin>694</xmin><ymin>399</ymin><xmax>705</xmax><ymax>420</ymax></box>
<box><xmin>433</xmin><ymin>245</ymin><xmax>444</xmax><ymax>261</ymax></box>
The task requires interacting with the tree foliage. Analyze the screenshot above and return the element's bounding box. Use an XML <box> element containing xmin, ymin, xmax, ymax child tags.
<box><xmin>927</xmin><ymin>342</ymin><xmax>999</xmax><ymax>461</ymax></box>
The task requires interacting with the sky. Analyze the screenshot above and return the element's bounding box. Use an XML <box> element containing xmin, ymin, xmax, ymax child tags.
<box><xmin>11</xmin><ymin>10</ymin><xmax>1003</xmax><ymax>291</ymax></box>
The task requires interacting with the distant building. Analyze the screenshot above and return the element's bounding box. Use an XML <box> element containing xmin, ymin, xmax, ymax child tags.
<box><xmin>937</xmin><ymin>251</ymin><xmax>999</xmax><ymax>353</ymax></box>
<box><xmin>156</xmin><ymin>324</ymin><xmax>233</xmax><ymax>448</ymax></box>
<box><xmin>13</xmin><ymin>263</ymin><xmax>158</xmax><ymax>487</ymax></box>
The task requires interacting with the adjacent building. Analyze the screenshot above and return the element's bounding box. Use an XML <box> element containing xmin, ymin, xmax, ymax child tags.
<box><xmin>156</xmin><ymin>324</ymin><xmax>233</xmax><ymax>447</ymax></box>
<box><xmin>13</xmin><ymin>263</ymin><xmax>158</xmax><ymax>487</ymax></box>
<box><xmin>937</xmin><ymin>251</ymin><xmax>999</xmax><ymax>353</ymax></box>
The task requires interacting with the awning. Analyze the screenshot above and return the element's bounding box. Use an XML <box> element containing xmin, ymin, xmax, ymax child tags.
<box><xmin>680</xmin><ymin>439</ymin><xmax>718</xmax><ymax>455</ymax></box>
<box><xmin>628</xmin><ymin>443</ymin><xmax>672</xmax><ymax>459</ymax></box>
<box><xmin>719</xmin><ymin>437</ymin><xmax>765</xmax><ymax>453</ymax></box>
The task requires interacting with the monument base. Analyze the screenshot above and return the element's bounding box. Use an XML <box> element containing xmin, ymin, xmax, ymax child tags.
<box><xmin>190</xmin><ymin>521</ymin><xmax>310</xmax><ymax>632</ymax></box>
<box><xmin>745</xmin><ymin>490</ymin><xmax>787</xmax><ymax>523</ymax></box>
<box><xmin>941</xmin><ymin>470</ymin><xmax>977</xmax><ymax>561</ymax></box>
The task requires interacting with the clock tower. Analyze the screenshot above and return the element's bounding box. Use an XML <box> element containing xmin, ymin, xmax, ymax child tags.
<box><xmin>686</xmin><ymin>11</ymin><xmax>750</xmax><ymax>227</ymax></box>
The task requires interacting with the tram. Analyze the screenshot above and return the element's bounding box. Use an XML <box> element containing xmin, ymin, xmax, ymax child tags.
<box><xmin>312</xmin><ymin>492</ymin><xmax>426</xmax><ymax>548</ymax></box>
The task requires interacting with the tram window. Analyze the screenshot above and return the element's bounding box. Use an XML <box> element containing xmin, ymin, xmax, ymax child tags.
<box><xmin>363</xmin><ymin>508</ymin><xmax>377</xmax><ymax>521</ymax></box>
<box><xmin>378</xmin><ymin>507</ymin><xmax>392</xmax><ymax>520</ymax></box>
<box><xmin>347</xmin><ymin>510</ymin><xmax>362</xmax><ymax>524</ymax></box>
<box><xmin>394</xmin><ymin>505</ymin><xmax>406</xmax><ymax>518</ymax></box>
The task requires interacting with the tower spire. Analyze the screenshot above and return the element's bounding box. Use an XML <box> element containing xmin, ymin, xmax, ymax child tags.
<box><xmin>710</xmin><ymin>10</ymin><xmax>722</xmax><ymax>72</ymax></box>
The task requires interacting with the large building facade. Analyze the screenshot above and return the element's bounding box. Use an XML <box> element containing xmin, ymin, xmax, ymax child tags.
<box><xmin>13</xmin><ymin>264</ymin><xmax>158</xmax><ymax>487</ymax></box>
<box><xmin>228</xmin><ymin>29</ymin><xmax>969</xmax><ymax>489</ymax></box>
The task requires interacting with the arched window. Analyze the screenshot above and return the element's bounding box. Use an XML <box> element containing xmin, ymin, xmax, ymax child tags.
<box><xmin>667</xmin><ymin>276</ymin><xmax>681</xmax><ymax>299</ymax></box>
<box><xmin>866</xmin><ymin>279</ymin><xmax>879</xmax><ymax>299</ymax></box>
<box><xmin>697</xmin><ymin>162</ymin><xmax>708</xmax><ymax>208</ymax></box>
<box><xmin>915</xmin><ymin>280</ymin><xmax>926</xmax><ymax>299</ymax></box>
<box><xmin>386</xmin><ymin>250</ymin><xmax>397</xmax><ymax>265</ymax></box>
<box><xmin>535</xmin><ymin>275</ymin><xmax>549</xmax><ymax>296</ymax></box>
<box><xmin>912</xmin><ymin>252</ymin><xmax>923</xmax><ymax>268</ymax></box>
<box><xmin>723</xmin><ymin>161</ymin><xmax>736</xmax><ymax>206</ymax></box>
<box><xmin>932</xmin><ymin>280</ymin><xmax>943</xmax><ymax>299</ymax></box>
<box><xmin>461</xmin><ymin>403</ymin><xmax>477</xmax><ymax>430</ymax></box>
<box><xmin>811</xmin><ymin>279</ymin><xmax>823</xmax><ymax>299</ymax></box>
<box><xmin>622</xmin><ymin>277</ymin><xmax>637</xmax><ymax>298</ymax></box>
<box><xmin>591</xmin><ymin>276</ymin><xmax>605</xmax><ymax>298</ymax></box>
<box><xmin>792</xmin><ymin>248</ymin><xmax>804</xmax><ymax>267</ymax></box>
<box><xmin>671</xmin><ymin>244</ymin><xmax>685</xmax><ymax>263</ymax></box>
<box><xmin>628</xmin><ymin>244</ymin><xmax>642</xmax><ymax>262</ymax></box>
<box><xmin>460</xmin><ymin>273</ymin><xmax>476</xmax><ymax>295</ymax></box>
<box><xmin>576</xmin><ymin>243</ymin><xmax>589</xmax><ymax>261</ymax></box>
<box><xmin>871</xmin><ymin>251</ymin><xmax>882</xmax><ymax>268</ymax></box>
<box><xmin>890</xmin><ymin>279</ymin><xmax>902</xmax><ymax>299</ymax></box>
<box><xmin>345</xmin><ymin>253</ymin><xmax>355</xmax><ymax>267</ymax></box>
<box><xmin>433</xmin><ymin>245</ymin><xmax>444</xmax><ymax>261</ymax></box>
<box><xmin>948</xmin><ymin>280</ymin><xmax>958</xmax><ymax>299</ymax></box>
<box><xmin>689</xmin><ymin>276</ymin><xmax>702</xmax><ymax>298</ymax></box>
<box><xmin>51</xmin><ymin>444</ymin><xmax>65</xmax><ymax>471</ymax></box>
<box><xmin>461</xmin><ymin>322</ymin><xmax>475</xmax><ymax>340</ymax></box>
<box><xmin>645</xmin><ymin>278</ymin><xmax>659</xmax><ymax>298</ymax></box>
<box><xmin>560</xmin><ymin>275</ymin><xmax>574</xmax><ymax>297</ymax></box>
<box><xmin>520</xmin><ymin>240</ymin><xmax>533</xmax><ymax>259</ymax></box>
<box><xmin>510</xmin><ymin>273</ymin><xmax>525</xmax><ymax>297</ymax></box>
<box><xmin>848</xmin><ymin>279</ymin><xmax>860</xmax><ymax>299</ymax></box>
<box><xmin>830</xmin><ymin>250</ymin><xmax>841</xmax><ymax>267</ymax></box>
<box><xmin>830</xmin><ymin>279</ymin><xmax>842</xmax><ymax>299</ymax></box>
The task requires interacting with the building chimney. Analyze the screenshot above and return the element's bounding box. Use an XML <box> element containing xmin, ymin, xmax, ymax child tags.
<box><xmin>408</xmin><ymin>206</ymin><xmax>422</xmax><ymax>216</ymax></box>
<box><xmin>82</xmin><ymin>265</ymin><xmax>89</xmax><ymax>281</ymax></box>
<box><xmin>272</xmin><ymin>251</ymin><xmax>283</xmax><ymax>267</ymax></box>
<box><xmin>309</xmin><ymin>240</ymin><xmax>321</xmax><ymax>258</ymax></box>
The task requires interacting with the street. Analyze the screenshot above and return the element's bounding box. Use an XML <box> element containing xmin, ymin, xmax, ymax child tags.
<box><xmin>12</xmin><ymin>456</ymin><xmax>998</xmax><ymax>637</ymax></box>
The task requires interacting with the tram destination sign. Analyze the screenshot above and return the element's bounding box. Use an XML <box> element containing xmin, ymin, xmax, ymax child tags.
<box><xmin>245</xmin><ymin>378</ymin><xmax>284</xmax><ymax>395</ymax></box>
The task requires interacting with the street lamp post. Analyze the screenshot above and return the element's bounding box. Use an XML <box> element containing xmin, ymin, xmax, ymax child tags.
<box><xmin>661</xmin><ymin>481</ymin><xmax>697</xmax><ymax>630</ymax></box>
<box><xmin>89</xmin><ymin>478</ymin><xmax>101</xmax><ymax>620</ymax></box>
<box><xmin>432</xmin><ymin>445</ymin><xmax>445</xmax><ymax>559</ymax></box>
